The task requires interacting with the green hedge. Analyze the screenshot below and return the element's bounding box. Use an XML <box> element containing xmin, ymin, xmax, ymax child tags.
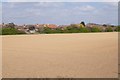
<box><xmin>0</xmin><ymin>28</ymin><xmax>2</xmax><ymax>35</ymax></box>
<box><xmin>2</xmin><ymin>28</ymin><xmax>26</xmax><ymax>35</ymax></box>
<box><xmin>1</xmin><ymin>26</ymin><xmax>118</xmax><ymax>35</ymax></box>
<box><xmin>116</xmin><ymin>26</ymin><xmax>120</xmax><ymax>32</ymax></box>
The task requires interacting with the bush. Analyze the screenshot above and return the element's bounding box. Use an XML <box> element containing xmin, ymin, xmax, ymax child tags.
<box><xmin>79</xmin><ymin>27</ymin><xmax>89</xmax><ymax>33</ymax></box>
<box><xmin>0</xmin><ymin>28</ymin><xmax>2</xmax><ymax>35</ymax></box>
<box><xmin>105</xmin><ymin>27</ymin><xmax>113</xmax><ymax>32</ymax></box>
<box><xmin>65</xmin><ymin>26</ymin><xmax>89</xmax><ymax>33</ymax></box>
<box><xmin>39</xmin><ymin>26</ymin><xmax>90</xmax><ymax>34</ymax></box>
<box><xmin>118</xmin><ymin>26</ymin><xmax>120</xmax><ymax>32</ymax></box>
<box><xmin>2</xmin><ymin>28</ymin><xmax>26</xmax><ymax>35</ymax></box>
<box><xmin>42</xmin><ymin>27</ymin><xmax>54</xmax><ymax>34</ymax></box>
<box><xmin>90</xmin><ymin>27</ymin><xmax>102</xmax><ymax>32</ymax></box>
<box><xmin>115</xmin><ymin>26</ymin><xmax>120</xmax><ymax>32</ymax></box>
<box><xmin>38</xmin><ymin>25</ymin><xmax>117</xmax><ymax>34</ymax></box>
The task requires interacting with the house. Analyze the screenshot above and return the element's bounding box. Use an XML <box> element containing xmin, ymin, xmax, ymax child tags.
<box><xmin>35</xmin><ymin>24</ymin><xmax>44</xmax><ymax>28</ymax></box>
<box><xmin>86</xmin><ymin>23</ymin><xmax>101</xmax><ymax>27</ymax></box>
<box><xmin>48</xmin><ymin>24</ymin><xmax>58</xmax><ymax>29</ymax></box>
<box><xmin>25</xmin><ymin>25</ymin><xmax>37</xmax><ymax>34</ymax></box>
<box><xmin>44</xmin><ymin>24</ymin><xmax>58</xmax><ymax>29</ymax></box>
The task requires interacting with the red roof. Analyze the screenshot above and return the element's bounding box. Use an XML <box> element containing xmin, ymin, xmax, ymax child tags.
<box><xmin>47</xmin><ymin>24</ymin><xmax>58</xmax><ymax>29</ymax></box>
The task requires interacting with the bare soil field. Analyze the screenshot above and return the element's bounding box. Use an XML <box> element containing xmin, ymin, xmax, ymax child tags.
<box><xmin>2</xmin><ymin>32</ymin><xmax>118</xmax><ymax>78</ymax></box>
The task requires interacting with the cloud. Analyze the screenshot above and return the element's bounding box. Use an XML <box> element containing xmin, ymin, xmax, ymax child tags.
<box><xmin>34</xmin><ymin>2</ymin><xmax>64</xmax><ymax>7</ymax></box>
<box><xmin>73</xmin><ymin>5</ymin><xmax>95</xmax><ymax>12</ymax></box>
<box><xmin>2</xmin><ymin>2</ymin><xmax>118</xmax><ymax>25</ymax></box>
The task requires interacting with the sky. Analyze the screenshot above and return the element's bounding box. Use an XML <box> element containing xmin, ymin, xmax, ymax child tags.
<box><xmin>2</xmin><ymin>2</ymin><xmax>118</xmax><ymax>25</ymax></box>
<box><xmin>1</xmin><ymin>0</ymin><xmax>119</xmax><ymax>2</ymax></box>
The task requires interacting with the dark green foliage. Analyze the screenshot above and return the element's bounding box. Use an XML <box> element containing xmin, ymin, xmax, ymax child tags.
<box><xmin>79</xmin><ymin>27</ymin><xmax>89</xmax><ymax>32</ymax></box>
<box><xmin>115</xmin><ymin>26</ymin><xmax>120</xmax><ymax>32</ymax></box>
<box><xmin>2</xmin><ymin>28</ymin><xmax>26</xmax><ymax>35</ymax></box>
<box><xmin>66</xmin><ymin>26</ymin><xmax>79</xmax><ymax>33</ymax></box>
<box><xmin>2</xmin><ymin>23</ymin><xmax>117</xmax><ymax>35</ymax></box>
<box><xmin>65</xmin><ymin>25</ymin><xmax>89</xmax><ymax>33</ymax></box>
<box><xmin>55</xmin><ymin>28</ymin><xmax>63</xmax><ymax>33</ymax></box>
<box><xmin>43</xmin><ymin>27</ymin><xmax>63</xmax><ymax>34</ymax></box>
<box><xmin>39</xmin><ymin>25</ymin><xmax>90</xmax><ymax>34</ymax></box>
<box><xmin>43</xmin><ymin>27</ymin><xmax>53</xmax><ymax>34</ymax></box>
<box><xmin>118</xmin><ymin>26</ymin><xmax>120</xmax><ymax>32</ymax></box>
<box><xmin>105</xmin><ymin>27</ymin><xmax>113</xmax><ymax>32</ymax></box>
<box><xmin>90</xmin><ymin>27</ymin><xmax>102</xmax><ymax>32</ymax></box>
<box><xmin>66</xmin><ymin>27</ymin><xmax>89</xmax><ymax>33</ymax></box>
<box><xmin>38</xmin><ymin>24</ymin><xmax>110</xmax><ymax>34</ymax></box>
<box><xmin>0</xmin><ymin>28</ymin><xmax>2</xmax><ymax>35</ymax></box>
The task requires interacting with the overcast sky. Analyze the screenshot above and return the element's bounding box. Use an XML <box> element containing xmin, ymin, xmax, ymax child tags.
<box><xmin>2</xmin><ymin>2</ymin><xmax>118</xmax><ymax>25</ymax></box>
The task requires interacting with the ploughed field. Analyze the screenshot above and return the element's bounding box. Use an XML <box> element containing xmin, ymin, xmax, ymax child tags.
<box><xmin>2</xmin><ymin>32</ymin><xmax>118</xmax><ymax>78</ymax></box>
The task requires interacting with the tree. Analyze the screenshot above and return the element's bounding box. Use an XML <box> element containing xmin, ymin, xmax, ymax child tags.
<box><xmin>6</xmin><ymin>22</ymin><xmax>15</xmax><ymax>28</ymax></box>
<box><xmin>2</xmin><ymin>28</ymin><xmax>25</xmax><ymax>35</ymax></box>
<box><xmin>105</xmin><ymin>27</ymin><xmax>113</xmax><ymax>32</ymax></box>
<box><xmin>115</xmin><ymin>26</ymin><xmax>120</xmax><ymax>32</ymax></box>
<box><xmin>90</xmin><ymin>27</ymin><xmax>102</xmax><ymax>32</ymax></box>
<box><xmin>0</xmin><ymin>28</ymin><xmax>2</xmax><ymax>35</ymax></box>
<box><xmin>80</xmin><ymin>21</ymin><xmax>85</xmax><ymax>27</ymax></box>
<box><xmin>38</xmin><ymin>27</ymin><xmax>44</xmax><ymax>33</ymax></box>
<box><xmin>43</xmin><ymin>27</ymin><xmax>52</xmax><ymax>34</ymax></box>
<box><xmin>79</xmin><ymin>27</ymin><xmax>89</xmax><ymax>33</ymax></box>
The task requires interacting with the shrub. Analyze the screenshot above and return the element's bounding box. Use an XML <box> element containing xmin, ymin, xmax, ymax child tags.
<box><xmin>115</xmin><ymin>26</ymin><xmax>120</xmax><ymax>32</ymax></box>
<box><xmin>43</xmin><ymin>27</ymin><xmax>54</xmax><ymax>34</ymax></box>
<box><xmin>2</xmin><ymin>28</ymin><xmax>26</xmax><ymax>35</ymax></box>
<box><xmin>90</xmin><ymin>27</ymin><xmax>102</xmax><ymax>32</ymax></box>
<box><xmin>79</xmin><ymin>27</ymin><xmax>89</xmax><ymax>33</ymax></box>
<box><xmin>105</xmin><ymin>27</ymin><xmax>113</xmax><ymax>32</ymax></box>
<box><xmin>0</xmin><ymin>28</ymin><xmax>2</xmax><ymax>35</ymax></box>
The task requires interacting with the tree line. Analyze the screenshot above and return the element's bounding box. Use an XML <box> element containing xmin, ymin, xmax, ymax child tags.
<box><xmin>1</xmin><ymin>22</ymin><xmax>120</xmax><ymax>35</ymax></box>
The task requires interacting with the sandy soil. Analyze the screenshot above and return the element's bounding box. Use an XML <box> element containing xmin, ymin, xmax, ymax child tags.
<box><xmin>2</xmin><ymin>32</ymin><xmax>118</xmax><ymax>78</ymax></box>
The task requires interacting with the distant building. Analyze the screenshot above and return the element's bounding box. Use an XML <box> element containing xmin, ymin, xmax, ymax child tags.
<box><xmin>44</xmin><ymin>24</ymin><xmax>58</xmax><ymax>29</ymax></box>
<box><xmin>86</xmin><ymin>23</ymin><xmax>101</xmax><ymax>27</ymax></box>
<box><xmin>25</xmin><ymin>25</ymin><xmax>37</xmax><ymax>34</ymax></box>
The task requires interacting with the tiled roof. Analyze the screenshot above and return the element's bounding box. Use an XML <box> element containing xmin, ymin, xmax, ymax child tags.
<box><xmin>47</xmin><ymin>24</ymin><xmax>58</xmax><ymax>29</ymax></box>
